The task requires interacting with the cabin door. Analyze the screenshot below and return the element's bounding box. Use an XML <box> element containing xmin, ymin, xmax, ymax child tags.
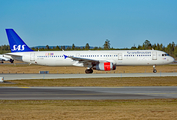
<box><xmin>30</xmin><ymin>53</ymin><xmax>35</xmax><ymax>61</ymax></box>
<box><xmin>152</xmin><ymin>52</ymin><xmax>157</xmax><ymax>60</ymax></box>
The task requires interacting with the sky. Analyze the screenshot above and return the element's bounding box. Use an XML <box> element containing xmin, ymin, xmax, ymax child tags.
<box><xmin>0</xmin><ymin>0</ymin><xmax>177</xmax><ymax>48</ymax></box>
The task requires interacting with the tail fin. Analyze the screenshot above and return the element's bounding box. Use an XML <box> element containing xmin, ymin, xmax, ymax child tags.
<box><xmin>6</xmin><ymin>29</ymin><xmax>33</xmax><ymax>52</ymax></box>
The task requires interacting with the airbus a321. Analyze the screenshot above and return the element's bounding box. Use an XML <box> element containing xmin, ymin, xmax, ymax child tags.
<box><xmin>4</xmin><ymin>29</ymin><xmax>175</xmax><ymax>74</ymax></box>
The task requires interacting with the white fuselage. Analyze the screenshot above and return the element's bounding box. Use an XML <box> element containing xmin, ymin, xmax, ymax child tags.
<box><xmin>6</xmin><ymin>50</ymin><xmax>174</xmax><ymax>67</ymax></box>
<box><xmin>0</xmin><ymin>55</ymin><xmax>10</xmax><ymax>61</ymax></box>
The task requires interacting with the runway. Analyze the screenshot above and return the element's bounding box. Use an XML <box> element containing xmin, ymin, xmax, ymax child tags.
<box><xmin>0</xmin><ymin>86</ymin><xmax>177</xmax><ymax>100</ymax></box>
<box><xmin>1</xmin><ymin>72</ymin><xmax>177</xmax><ymax>80</ymax></box>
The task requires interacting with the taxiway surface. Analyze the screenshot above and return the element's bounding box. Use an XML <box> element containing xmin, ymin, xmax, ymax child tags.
<box><xmin>1</xmin><ymin>73</ymin><xmax>177</xmax><ymax>80</ymax></box>
<box><xmin>0</xmin><ymin>87</ymin><xmax>177</xmax><ymax>100</ymax></box>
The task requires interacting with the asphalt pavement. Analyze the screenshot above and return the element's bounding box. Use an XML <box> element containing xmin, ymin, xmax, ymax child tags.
<box><xmin>0</xmin><ymin>72</ymin><xmax>177</xmax><ymax>80</ymax></box>
<box><xmin>0</xmin><ymin>86</ymin><xmax>176</xmax><ymax>100</ymax></box>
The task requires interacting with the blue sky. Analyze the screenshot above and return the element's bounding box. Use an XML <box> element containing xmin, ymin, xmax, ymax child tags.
<box><xmin>0</xmin><ymin>0</ymin><xmax>176</xmax><ymax>48</ymax></box>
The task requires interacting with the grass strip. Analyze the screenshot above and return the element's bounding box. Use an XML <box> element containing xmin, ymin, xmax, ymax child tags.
<box><xmin>0</xmin><ymin>99</ymin><xmax>177</xmax><ymax>120</ymax></box>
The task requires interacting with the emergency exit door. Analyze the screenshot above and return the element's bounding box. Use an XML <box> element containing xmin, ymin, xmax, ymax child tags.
<box><xmin>118</xmin><ymin>53</ymin><xmax>123</xmax><ymax>60</ymax></box>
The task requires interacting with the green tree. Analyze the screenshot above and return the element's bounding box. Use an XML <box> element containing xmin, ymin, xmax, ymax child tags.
<box><xmin>72</xmin><ymin>44</ymin><xmax>75</xmax><ymax>50</ymax></box>
<box><xmin>172</xmin><ymin>42</ymin><xmax>175</xmax><ymax>52</ymax></box>
<box><xmin>46</xmin><ymin>45</ymin><xmax>49</xmax><ymax>50</ymax></box>
<box><xmin>174</xmin><ymin>45</ymin><xmax>177</xmax><ymax>57</ymax></box>
<box><xmin>143</xmin><ymin>40</ymin><xmax>151</xmax><ymax>49</ymax></box>
<box><xmin>103</xmin><ymin>39</ymin><xmax>110</xmax><ymax>50</ymax></box>
<box><xmin>31</xmin><ymin>47</ymin><xmax>35</xmax><ymax>50</ymax></box>
<box><xmin>66</xmin><ymin>46</ymin><xmax>71</xmax><ymax>50</ymax></box>
<box><xmin>166</xmin><ymin>43</ymin><xmax>173</xmax><ymax>56</ymax></box>
<box><xmin>93</xmin><ymin>47</ymin><xmax>98</xmax><ymax>50</ymax></box>
<box><xmin>61</xmin><ymin>46</ymin><xmax>65</xmax><ymax>50</ymax></box>
<box><xmin>131</xmin><ymin>44</ymin><xmax>137</xmax><ymax>50</ymax></box>
<box><xmin>85</xmin><ymin>43</ymin><xmax>90</xmax><ymax>50</ymax></box>
<box><xmin>56</xmin><ymin>45</ymin><xmax>60</xmax><ymax>50</ymax></box>
<box><xmin>138</xmin><ymin>45</ymin><xmax>142</xmax><ymax>50</ymax></box>
<box><xmin>159</xmin><ymin>43</ymin><xmax>164</xmax><ymax>51</ymax></box>
<box><xmin>156</xmin><ymin>43</ymin><xmax>160</xmax><ymax>50</ymax></box>
<box><xmin>152</xmin><ymin>43</ymin><xmax>156</xmax><ymax>50</ymax></box>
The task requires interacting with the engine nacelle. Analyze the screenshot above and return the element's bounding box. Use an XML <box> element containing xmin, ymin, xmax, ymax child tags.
<box><xmin>93</xmin><ymin>62</ymin><xmax>116</xmax><ymax>71</ymax></box>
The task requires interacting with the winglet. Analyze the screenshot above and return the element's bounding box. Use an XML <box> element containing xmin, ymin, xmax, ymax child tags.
<box><xmin>6</xmin><ymin>29</ymin><xmax>33</xmax><ymax>52</ymax></box>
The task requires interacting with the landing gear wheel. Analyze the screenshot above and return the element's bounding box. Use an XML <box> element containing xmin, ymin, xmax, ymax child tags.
<box><xmin>85</xmin><ymin>69</ymin><xmax>93</xmax><ymax>74</ymax></box>
<box><xmin>153</xmin><ymin>69</ymin><xmax>157</xmax><ymax>73</ymax></box>
<box><xmin>153</xmin><ymin>65</ymin><xmax>157</xmax><ymax>73</ymax></box>
<box><xmin>10</xmin><ymin>59</ymin><xmax>14</xmax><ymax>63</ymax></box>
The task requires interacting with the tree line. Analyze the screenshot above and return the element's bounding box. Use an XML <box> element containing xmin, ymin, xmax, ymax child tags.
<box><xmin>0</xmin><ymin>39</ymin><xmax>176</xmax><ymax>58</ymax></box>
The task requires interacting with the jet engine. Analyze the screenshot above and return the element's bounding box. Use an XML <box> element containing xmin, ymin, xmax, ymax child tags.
<box><xmin>93</xmin><ymin>62</ymin><xmax>116</xmax><ymax>71</ymax></box>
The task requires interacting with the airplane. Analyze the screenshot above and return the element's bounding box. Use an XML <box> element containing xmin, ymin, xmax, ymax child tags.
<box><xmin>4</xmin><ymin>29</ymin><xmax>175</xmax><ymax>74</ymax></box>
<box><xmin>0</xmin><ymin>54</ymin><xmax>14</xmax><ymax>63</ymax></box>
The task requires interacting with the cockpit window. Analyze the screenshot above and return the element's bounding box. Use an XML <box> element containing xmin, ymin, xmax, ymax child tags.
<box><xmin>162</xmin><ymin>54</ymin><xmax>169</xmax><ymax>56</ymax></box>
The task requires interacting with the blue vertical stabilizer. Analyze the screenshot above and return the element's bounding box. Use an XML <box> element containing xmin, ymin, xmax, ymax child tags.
<box><xmin>6</xmin><ymin>29</ymin><xmax>33</xmax><ymax>52</ymax></box>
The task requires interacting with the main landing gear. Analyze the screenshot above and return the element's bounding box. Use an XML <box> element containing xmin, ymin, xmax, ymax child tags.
<box><xmin>153</xmin><ymin>65</ymin><xmax>157</xmax><ymax>73</ymax></box>
<box><xmin>85</xmin><ymin>68</ymin><xmax>93</xmax><ymax>74</ymax></box>
<box><xmin>10</xmin><ymin>59</ymin><xmax>14</xmax><ymax>63</ymax></box>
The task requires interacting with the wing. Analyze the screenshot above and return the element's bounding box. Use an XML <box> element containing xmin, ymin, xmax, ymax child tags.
<box><xmin>64</xmin><ymin>55</ymin><xmax>101</xmax><ymax>67</ymax></box>
<box><xmin>4</xmin><ymin>53</ymin><xmax>23</xmax><ymax>61</ymax></box>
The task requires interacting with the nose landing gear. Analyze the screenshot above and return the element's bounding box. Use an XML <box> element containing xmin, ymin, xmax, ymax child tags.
<box><xmin>153</xmin><ymin>65</ymin><xmax>157</xmax><ymax>73</ymax></box>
